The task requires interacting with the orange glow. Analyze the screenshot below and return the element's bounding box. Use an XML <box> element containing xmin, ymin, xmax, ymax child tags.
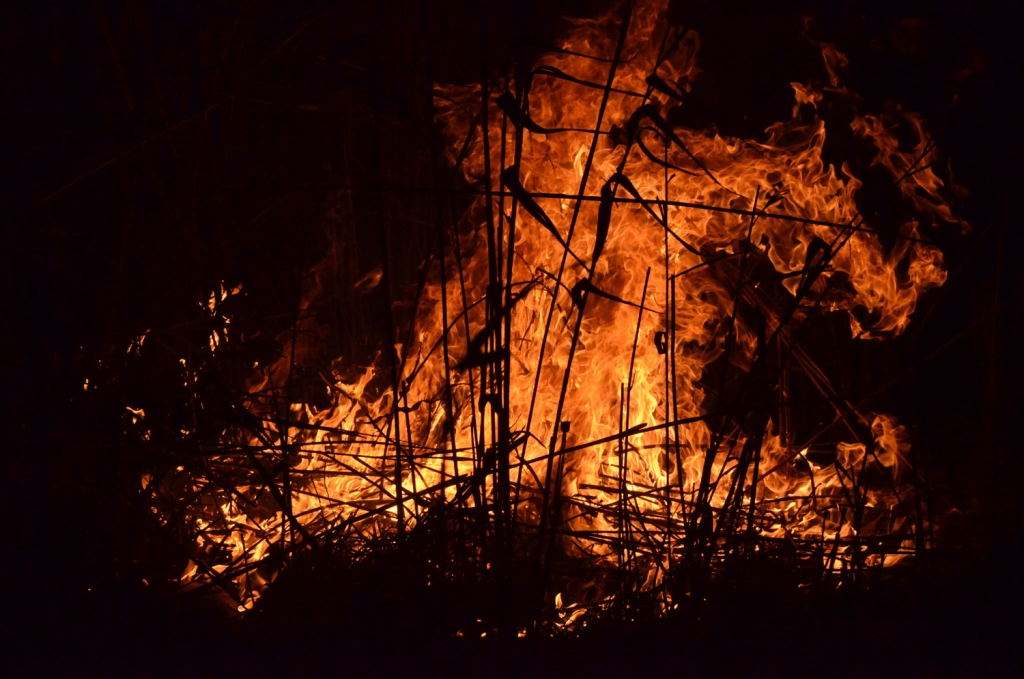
<box><xmin>149</xmin><ymin>0</ymin><xmax>960</xmax><ymax>622</ymax></box>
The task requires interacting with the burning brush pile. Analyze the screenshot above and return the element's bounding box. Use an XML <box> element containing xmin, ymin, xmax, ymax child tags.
<box><xmin>135</xmin><ymin>0</ymin><xmax>965</xmax><ymax>633</ymax></box>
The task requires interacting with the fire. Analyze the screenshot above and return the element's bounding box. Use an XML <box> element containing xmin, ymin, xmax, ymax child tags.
<box><xmin>146</xmin><ymin>0</ymin><xmax>960</xmax><ymax>623</ymax></box>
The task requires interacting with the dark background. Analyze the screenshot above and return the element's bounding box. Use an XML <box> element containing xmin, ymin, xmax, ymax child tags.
<box><xmin>2</xmin><ymin>0</ymin><xmax>1021</xmax><ymax>675</ymax></box>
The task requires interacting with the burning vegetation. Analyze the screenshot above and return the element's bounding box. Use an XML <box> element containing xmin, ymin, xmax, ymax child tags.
<box><xmin>135</xmin><ymin>0</ymin><xmax>967</xmax><ymax>634</ymax></box>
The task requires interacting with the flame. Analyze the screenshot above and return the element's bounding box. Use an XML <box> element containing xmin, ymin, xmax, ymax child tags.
<box><xmin>148</xmin><ymin>0</ymin><xmax>960</xmax><ymax>622</ymax></box>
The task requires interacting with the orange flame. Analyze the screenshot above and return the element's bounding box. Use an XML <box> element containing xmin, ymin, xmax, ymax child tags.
<box><xmin>151</xmin><ymin>0</ymin><xmax>960</xmax><ymax>621</ymax></box>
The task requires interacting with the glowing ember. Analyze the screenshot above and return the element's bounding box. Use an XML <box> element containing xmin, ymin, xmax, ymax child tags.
<box><xmin>147</xmin><ymin>0</ymin><xmax>961</xmax><ymax>622</ymax></box>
